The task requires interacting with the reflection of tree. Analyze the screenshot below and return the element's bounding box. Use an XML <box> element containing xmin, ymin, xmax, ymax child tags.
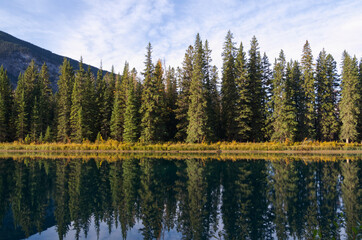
<box><xmin>109</xmin><ymin>159</ymin><xmax>124</xmax><ymax>236</ymax></box>
<box><xmin>174</xmin><ymin>160</ymin><xmax>192</xmax><ymax>239</ymax></box>
<box><xmin>55</xmin><ymin>159</ymin><xmax>71</xmax><ymax>240</ymax></box>
<box><xmin>341</xmin><ymin>160</ymin><xmax>361</xmax><ymax>239</ymax></box>
<box><xmin>67</xmin><ymin>159</ymin><xmax>82</xmax><ymax>239</ymax></box>
<box><xmin>222</xmin><ymin>160</ymin><xmax>270</xmax><ymax>240</ymax></box>
<box><xmin>317</xmin><ymin>161</ymin><xmax>340</xmax><ymax>239</ymax></box>
<box><xmin>0</xmin><ymin>158</ymin><xmax>14</xmax><ymax>229</ymax></box>
<box><xmin>138</xmin><ymin>158</ymin><xmax>163</xmax><ymax>240</ymax></box>
<box><xmin>186</xmin><ymin>159</ymin><xmax>209</xmax><ymax>240</ymax></box>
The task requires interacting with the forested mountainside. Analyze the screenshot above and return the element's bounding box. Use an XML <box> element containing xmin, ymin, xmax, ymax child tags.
<box><xmin>0</xmin><ymin>30</ymin><xmax>102</xmax><ymax>89</ymax></box>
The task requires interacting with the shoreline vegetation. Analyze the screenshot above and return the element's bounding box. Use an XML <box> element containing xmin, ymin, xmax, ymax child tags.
<box><xmin>2</xmin><ymin>140</ymin><xmax>362</xmax><ymax>152</ymax></box>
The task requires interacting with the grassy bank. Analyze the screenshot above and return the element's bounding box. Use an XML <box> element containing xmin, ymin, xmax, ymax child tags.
<box><xmin>1</xmin><ymin>140</ymin><xmax>362</xmax><ymax>152</ymax></box>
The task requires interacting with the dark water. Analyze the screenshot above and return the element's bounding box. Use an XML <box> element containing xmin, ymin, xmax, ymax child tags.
<box><xmin>0</xmin><ymin>157</ymin><xmax>361</xmax><ymax>240</ymax></box>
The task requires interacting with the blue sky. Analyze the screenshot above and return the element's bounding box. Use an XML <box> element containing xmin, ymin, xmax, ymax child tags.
<box><xmin>1</xmin><ymin>0</ymin><xmax>361</xmax><ymax>73</ymax></box>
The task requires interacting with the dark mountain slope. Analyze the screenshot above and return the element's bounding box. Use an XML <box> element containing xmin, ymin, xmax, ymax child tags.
<box><xmin>0</xmin><ymin>30</ymin><xmax>104</xmax><ymax>89</ymax></box>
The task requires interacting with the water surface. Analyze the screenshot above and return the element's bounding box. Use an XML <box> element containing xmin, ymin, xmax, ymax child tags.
<box><xmin>0</xmin><ymin>156</ymin><xmax>361</xmax><ymax>239</ymax></box>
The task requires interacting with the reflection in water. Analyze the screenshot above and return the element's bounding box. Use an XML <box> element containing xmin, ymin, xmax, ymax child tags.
<box><xmin>0</xmin><ymin>157</ymin><xmax>361</xmax><ymax>239</ymax></box>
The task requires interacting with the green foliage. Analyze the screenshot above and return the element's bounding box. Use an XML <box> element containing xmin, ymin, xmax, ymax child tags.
<box><xmin>301</xmin><ymin>40</ymin><xmax>316</xmax><ymax>139</ymax></box>
<box><xmin>186</xmin><ymin>34</ymin><xmax>209</xmax><ymax>143</ymax></box>
<box><xmin>340</xmin><ymin>51</ymin><xmax>359</xmax><ymax>143</ymax></box>
<box><xmin>57</xmin><ymin>58</ymin><xmax>74</xmax><ymax>142</ymax></box>
<box><xmin>221</xmin><ymin>31</ymin><xmax>238</xmax><ymax>140</ymax></box>
<box><xmin>123</xmin><ymin>74</ymin><xmax>139</xmax><ymax>143</ymax></box>
<box><xmin>0</xmin><ymin>65</ymin><xmax>13</xmax><ymax>141</ymax></box>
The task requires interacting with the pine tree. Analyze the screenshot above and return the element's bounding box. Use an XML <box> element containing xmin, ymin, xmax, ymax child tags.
<box><xmin>70</xmin><ymin>59</ymin><xmax>85</xmax><ymax>142</ymax></box>
<box><xmin>14</xmin><ymin>74</ymin><xmax>27</xmax><ymax>140</ymax></box>
<box><xmin>100</xmin><ymin>68</ymin><xmax>115</xmax><ymax>140</ymax></box>
<box><xmin>261</xmin><ymin>53</ymin><xmax>273</xmax><ymax>140</ymax></box>
<box><xmin>110</xmin><ymin>74</ymin><xmax>123</xmax><ymax>141</ymax></box>
<box><xmin>0</xmin><ymin>65</ymin><xmax>13</xmax><ymax>141</ymax></box>
<box><xmin>235</xmin><ymin>41</ymin><xmax>252</xmax><ymax>141</ymax></box>
<box><xmin>123</xmin><ymin>75</ymin><xmax>139</xmax><ymax>143</ymax></box>
<box><xmin>221</xmin><ymin>31</ymin><xmax>238</xmax><ymax>140</ymax></box>
<box><xmin>290</xmin><ymin>61</ymin><xmax>304</xmax><ymax>141</ymax></box>
<box><xmin>175</xmin><ymin>46</ymin><xmax>193</xmax><ymax>141</ymax></box>
<box><xmin>271</xmin><ymin>50</ymin><xmax>297</xmax><ymax>141</ymax></box>
<box><xmin>82</xmin><ymin>66</ymin><xmax>96</xmax><ymax>140</ymax></box>
<box><xmin>38</xmin><ymin>63</ymin><xmax>53</xmax><ymax>137</ymax></box>
<box><xmin>340</xmin><ymin>51</ymin><xmax>360</xmax><ymax>143</ymax></box>
<box><xmin>204</xmin><ymin>40</ymin><xmax>220</xmax><ymax>141</ymax></box>
<box><xmin>247</xmin><ymin>36</ymin><xmax>264</xmax><ymax>141</ymax></box>
<box><xmin>94</xmin><ymin>65</ymin><xmax>104</xmax><ymax>139</ymax></box>
<box><xmin>315</xmin><ymin>50</ymin><xmax>339</xmax><ymax>141</ymax></box>
<box><xmin>301</xmin><ymin>40</ymin><xmax>316</xmax><ymax>140</ymax></box>
<box><xmin>186</xmin><ymin>34</ymin><xmax>209</xmax><ymax>143</ymax></box>
<box><xmin>30</xmin><ymin>97</ymin><xmax>41</xmax><ymax>141</ymax></box>
<box><xmin>165</xmin><ymin>66</ymin><xmax>178</xmax><ymax>141</ymax></box>
<box><xmin>57</xmin><ymin>58</ymin><xmax>74</xmax><ymax>142</ymax></box>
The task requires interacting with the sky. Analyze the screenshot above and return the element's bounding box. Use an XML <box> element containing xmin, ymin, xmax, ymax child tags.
<box><xmin>1</xmin><ymin>0</ymin><xmax>361</xmax><ymax>74</ymax></box>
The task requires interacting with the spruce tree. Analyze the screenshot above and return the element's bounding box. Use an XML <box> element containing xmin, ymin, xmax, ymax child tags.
<box><xmin>0</xmin><ymin>65</ymin><xmax>13</xmax><ymax>141</ymax></box>
<box><xmin>290</xmin><ymin>61</ymin><xmax>304</xmax><ymax>141</ymax></box>
<box><xmin>221</xmin><ymin>31</ymin><xmax>238</xmax><ymax>140</ymax></box>
<box><xmin>271</xmin><ymin>50</ymin><xmax>297</xmax><ymax>141</ymax></box>
<box><xmin>57</xmin><ymin>58</ymin><xmax>74</xmax><ymax>142</ymax></box>
<box><xmin>70</xmin><ymin>59</ymin><xmax>85</xmax><ymax>142</ymax></box>
<box><xmin>100</xmin><ymin>68</ymin><xmax>115</xmax><ymax>140</ymax></box>
<box><xmin>301</xmin><ymin>40</ymin><xmax>316</xmax><ymax>139</ymax></box>
<box><xmin>165</xmin><ymin>66</ymin><xmax>178</xmax><ymax>141</ymax></box>
<box><xmin>186</xmin><ymin>34</ymin><xmax>209</xmax><ymax>143</ymax></box>
<box><xmin>110</xmin><ymin>74</ymin><xmax>123</xmax><ymax>141</ymax></box>
<box><xmin>340</xmin><ymin>51</ymin><xmax>360</xmax><ymax>143</ymax></box>
<box><xmin>175</xmin><ymin>46</ymin><xmax>193</xmax><ymax>141</ymax></box>
<box><xmin>30</xmin><ymin>97</ymin><xmax>41</xmax><ymax>141</ymax></box>
<box><xmin>14</xmin><ymin>74</ymin><xmax>27</xmax><ymax>140</ymax></box>
<box><xmin>247</xmin><ymin>36</ymin><xmax>264</xmax><ymax>141</ymax></box>
<box><xmin>315</xmin><ymin>50</ymin><xmax>339</xmax><ymax>141</ymax></box>
<box><xmin>261</xmin><ymin>53</ymin><xmax>273</xmax><ymax>140</ymax></box>
<box><xmin>123</xmin><ymin>75</ymin><xmax>139</xmax><ymax>143</ymax></box>
<box><xmin>235</xmin><ymin>41</ymin><xmax>252</xmax><ymax>141</ymax></box>
<box><xmin>204</xmin><ymin>40</ymin><xmax>220</xmax><ymax>141</ymax></box>
<box><xmin>38</xmin><ymin>63</ymin><xmax>53</xmax><ymax>137</ymax></box>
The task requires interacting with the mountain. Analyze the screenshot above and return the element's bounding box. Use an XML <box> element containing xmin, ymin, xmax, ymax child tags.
<box><xmin>0</xmin><ymin>30</ymin><xmax>103</xmax><ymax>90</ymax></box>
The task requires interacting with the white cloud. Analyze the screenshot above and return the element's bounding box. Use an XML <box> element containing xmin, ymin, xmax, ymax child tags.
<box><xmin>1</xmin><ymin>0</ymin><xmax>361</xmax><ymax>74</ymax></box>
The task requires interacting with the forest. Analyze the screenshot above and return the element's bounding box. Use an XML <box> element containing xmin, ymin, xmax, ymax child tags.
<box><xmin>0</xmin><ymin>31</ymin><xmax>361</xmax><ymax>144</ymax></box>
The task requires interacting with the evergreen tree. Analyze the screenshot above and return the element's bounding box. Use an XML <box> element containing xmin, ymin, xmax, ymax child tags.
<box><xmin>247</xmin><ymin>36</ymin><xmax>264</xmax><ymax>141</ymax></box>
<box><xmin>271</xmin><ymin>50</ymin><xmax>297</xmax><ymax>141</ymax></box>
<box><xmin>204</xmin><ymin>41</ymin><xmax>220</xmax><ymax>141</ymax></box>
<box><xmin>57</xmin><ymin>58</ymin><xmax>74</xmax><ymax>142</ymax></box>
<box><xmin>186</xmin><ymin>34</ymin><xmax>209</xmax><ymax>143</ymax></box>
<box><xmin>14</xmin><ymin>74</ymin><xmax>27</xmax><ymax>140</ymax></box>
<box><xmin>37</xmin><ymin>63</ymin><xmax>53</xmax><ymax>136</ymax></box>
<box><xmin>315</xmin><ymin>50</ymin><xmax>339</xmax><ymax>141</ymax></box>
<box><xmin>261</xmin><ymin>53</ymin><xmax>273</xmax><ymax>140</ymax></box>
<box><xmin>140</xmin><ymin>45</ymin><xmax>166</xmax><ymax>142</ymax></box>
<box><xmin>83</xmin><ymin>66</ymin><xmax>96</xmax><ymax>140</ymax></box>
<box><xmin>30</xmin><ymin>97</ymin><xmax>41</xmax><ymax>141</ymax></box>
<box><xmin>301</xmin><ymin>40</ymin><xmax>316</xmax><ymax>139</ymax></box>
<box><xmin>165</xmin><ymin>66</ymin><xmax>178</xmax><ymax>141</ymax></box>
<box><xmin>340</xmin><ymin>51</ymin><xmax>360</xmax><ymax>143</ymax></box>
<box><xmin>290</xmin><ymin>61</ymin><xmax>304</xmax><ymax>141</ymax></box>
<box><xmin>123</xmin><ymin>72</ymin><xmax>139</xmax><ymax>143</ymax></box>
<box><xmin>235</xmin><ymin>41</ymin><xmax>252</xmax><ymax>141</ymax></box>
<box><xmin>0</xmin><ymin>66</ymin><xmax>13</xmax><ymax>141</ymax></box>
<box><xmin>94</xmin><ymin>65</ymin><xmax>104</xmax><ymax>138</ymax></box>
<box><xmin>221</xmin><ymin>31</ymin><xmax>238</xmax><ymax>140</ymax></box>
<box><xmin>110</xmin><ymin>74</ymin><xmax>124</xmax><ymax>141</ymax></box>
<box><xmin>70</xmin><ymin>59</ymin><xmax>86</xmax><ymax>142</ymax></box>
<box><xmin>100</xmin><ymin>68</ymin><xmax>115</xmax><ymax>140</ymax></box>
<box><xmin>175</xmin><ymin>46</ymin><xmax>193</xmax><ymax>141</ymax></box>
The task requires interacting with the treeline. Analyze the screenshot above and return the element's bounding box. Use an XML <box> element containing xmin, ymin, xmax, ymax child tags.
<box><xmin>0</xmin><ymin>31</ymin><xmax>362</xmax><ymax>143</ymax></box>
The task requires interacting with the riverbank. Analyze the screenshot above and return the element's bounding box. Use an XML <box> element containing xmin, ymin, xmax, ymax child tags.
<box><xmin>1</xmin><ymin>140</ymin><xmax>362</xmax><ymax>152</ymax></box>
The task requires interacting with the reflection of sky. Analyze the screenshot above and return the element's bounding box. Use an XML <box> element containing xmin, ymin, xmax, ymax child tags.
<box><xmin>26</xmin><ymin>218</ymin><xmax>183</xmax><ymax>240</ymax></box>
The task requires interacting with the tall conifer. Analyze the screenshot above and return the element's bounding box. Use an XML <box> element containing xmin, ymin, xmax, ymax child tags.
<box><xmin>301</xmin><ymin>40</ymin><xmax>316</xmax><ymax>139</ymax></box>
<box><xmin>221</xmin><ymin>31</ymin><xmax>238</xmax><ymax>140</ymax></box>
<box><xmin>0</xmin><ymin>66</ymin><xmax>13</xmax><ymax>141</ymax></box>
<box><xmin>340</xmin><ymin>51</ymin><xmax>359</xmax><ymax>143</ymax></box>
<box><xmin>57</xmin><ymin>58</ymin><xmax>74</xmax><ymax>142</ymax></box>
<box><xmin>186</xmin><ymin>34</ymin><xmax>209</xmax><ymax>143</ymax></box>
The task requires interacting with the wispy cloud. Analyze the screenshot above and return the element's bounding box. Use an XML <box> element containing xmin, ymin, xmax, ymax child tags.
<box><xmin>1</xmin><ymin>0</ymin><xmax>361</xmax><ymax>73</ymax></box>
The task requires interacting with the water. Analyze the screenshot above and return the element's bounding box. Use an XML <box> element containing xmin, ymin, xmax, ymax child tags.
<box><xmin>0</xmin><ymin>156</ymin><xmax>361</xmax><ymax>240</ymax></box>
